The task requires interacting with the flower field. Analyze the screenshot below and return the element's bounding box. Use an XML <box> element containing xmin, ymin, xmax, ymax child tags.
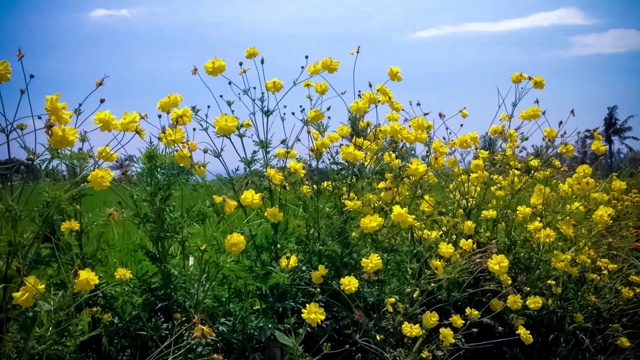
<box><xmin>0</xmin><ymin>48</ymin><xmax>639</xmax><ymax>360</ymax></box>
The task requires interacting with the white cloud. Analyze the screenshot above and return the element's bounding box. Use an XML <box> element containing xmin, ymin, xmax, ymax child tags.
<box><xmin>411</xmin><ymin>7</ymin><xmax>595</xmax><ymax>38</ymax></box>
<box><xmin>564</xmin><ymin>28</ymin><xmax>640</xmax><ymax>56</ymax></box>
<box><xmin>89</xmin><ymin>7</ymin><xmax>143</xmax><ymax>19</ymax></box>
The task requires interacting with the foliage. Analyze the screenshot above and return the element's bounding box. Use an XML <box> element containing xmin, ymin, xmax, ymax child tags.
<box><xmin>0</xmin><ymin>49</ymin><xmax>639</xmax><ymax>360</ymax></box>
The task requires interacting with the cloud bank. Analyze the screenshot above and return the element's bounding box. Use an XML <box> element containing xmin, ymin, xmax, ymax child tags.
<box><xmin>412</xmin><ymin>7</ymin><xmax>595</xmax><ymax>38</ymax></box>
<box><xmin>565</xmin><ymin>28</ymin><xmax>640</xmax><ymax>56</ymax></box>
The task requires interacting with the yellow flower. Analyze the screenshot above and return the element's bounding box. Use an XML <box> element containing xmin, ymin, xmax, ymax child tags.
<box><xmin>359</xmin><ymin>214</ymin><xmax>384</xmax><ymax>233</ymax></box>
<box><xmin>459</xmin><ymin>239</ymin><xmax>474</xmax><ymax>251</ymax></box>
<box><xmin>349</xmin><ymin>99</ymin><xmax>369</xmax><ymax>115</ymax></box>
<box><xmin>93</xmin><ymin>110</ymin><xmax>118</xmax><ymax>132</ymax></box>
<box><xmin>387</xmin><ymin>66</ymin><xmax>402</xmax><ymax>82</ymax></box>
<box><xmin>462</xmin><ymin>220</ymin><xmax>475</xmax><ymax>235</ymax></box>
<box><xmin>114</xmin><ymin>268</ymin><xmax>133</xmax><ymax>281</ymax></box>
<box><xmin>0</xmin><ymin>59</ymin><xmax>11</xmax><ymax>84</ymax></box>
<box><xmin>276</xmin><ymin>148</ymin><xmax>297</xmax><ymax>159</ymax></box>
<box><xmin>213</xmin><ymin>113</ymin><xmax>239</xmax><ymax>136</ymax></box>
<box><xmin>487</xmin><ymin>254</ymin><xmax>509</xmax><ymax>276</ymax></box>
<box><xmin>241</xmin><ymin>120</ymin><xmax>253</xmax><ymax>129</ymax></box>
<box><xmin>438</xmin><ymin>242</ymin><xmax>455</xmax><ymax>258</ymax></box>
<box><xmin>301</xmin><ymin>302</ymin><xmax>326</xmax><ymax>327</ymax></box>
<box><xmin>60</xmin><ymin>219</ymin><xmax>80</xmax><ymax>233</ymax></box>
<box><xmin>531</xmin><ymin>76</ymin><xmax>545</xmax><ymax>90</ymax></box>
<box><xmin>224</xmin><ymin>233</ymin><xmax>246</xmax><ymax>255</ymax></box>
<box><xmin>306</xmin><ymin>108</ymin><xmax>325</xmax><ymax>123</ymax></box>
<box><xmin>157</xmin><ymin>93</ymin><xmax>183</xmax><ymax>113</ymax></box>
<box><xmin>44</xmin><ymin>93</ymin><xmax>73</xmax><ymax>125</ymax></box>
<box><xmin>518</xmin><ymin>106</ymin><xmax>542</xmax><ymax>121</ymax></box>
<box><xmin>96</xmin><ymin>145</ymin><xmax>118</xmax><ymax>162</ymax></box>
<box><xmin>265</xmin><ymin>78</ymin><xmax>284</xmax><ymax>93</ymax></box>
<box><xmin>490</xmin><ymin>298</ymin><xmax>504</xmax><ymax>312</ymax></box>
<box><xmin>506</xmin><ymin>294</ymin><xmax>523</xmax><ymax>310</ymax></box>
<box><xmin>193</xmin><ymin>324</ymin><xmax>216</xmax><ymax>339</ymax></box>
<box><xmin>265</xmin><ymin>167</ymin><xmax>284</xmax><ymax>185</ymax></box>
<box><xmin>74</xmin><ymin>268</ymin><xmax>100</xmax><ymax>292</ymax></box>
<box><xmin>439</xmin><ymin>327</ymin><xmax>455</xmax><ymax>346</ymax></box>
<box><xmin>361</xmin><ymin>253</ymin><xmax>383</xmax><ymax>273</ymax></box>
<box><xmin>574</xmin><ymin>313</ymin><xmax>584</xmax><ymax>323</ymax></box>
<box><xmin>279</xmin><ymin>253</ymin><xmax>298</xmax><ymax>270</ymax></box>
<box><xmin>212</xmin><ymin>195</ymin><xmax>238</xmax><ymax>215</ymax></box>
<box><xmin>306</xmin><ymin>61</ymin><xmax>323</xmax><ymax>76</ymax></box>
<box><xmin>429</xmin><ymin>259</ymin><xmax>445</xmax><ymax>276</ymax></box>
<box><xmin>341</xmin><ymin>144</ymin><xmax>365</xmax><ymax>163</ymax></box>
<box><xmin>616</xmin><ymin>336</ymin><xmax>631</xmax><ymax>348</ymax></box>
<box><xmin>391</xmin><ymin>205</ymin><xmax>416</xmax><ymax>228</ymax></box>
<box><xmin>526</xmin><ymin>296</ymin><xmax>544</xmax><ymax>310</ymax></box>
<box><xmin>339</xmin><ymin>276</ymin><xmax>359</xmax><ymax>294</ymax></box>
<box><xmin>265</xmin><ymin>207</ymin><xmax>284</xmax><ymax>223</ymax></box>
<box><xmin>204</xmin><ymin>57</ymin><xmax>226</xmax><ymax>77</ymax></box>
<box><xmin>385</xmin><ymin>298</ymin><xmax>396</xmax><ymax>312</ymax></box>
<box><xmin>401</xmin><ymin>322</ymin><xmax>423</xmax><ymax>338</ymax></box>
<box><xmin>16</xmin><ymin>123</ymin><xmax>27</xmax><ymax>130</ymax></box>
<box><xmin>87</xmin><ymin>168</ymin><xmax>114</xmax><ymax>191</ymax></box>
<box><xmin>311</xmin><ymin>265</ymin><xmax>328</xmax><ymax>284</ymax></box>
<box><xmin>460</xmin><ymin>108</ymin><xmax>469</xmax><ymax>119</ymax></box>
<box><xmin>465</xmin><ymin>307</ymin><xmax>481</xmax><ymax>320</ymax></box>
<box><xmin>422</xmin><ymin>311</ymin><xmax>439</xmax><ymax>328</ymax></box>
<box><xmin>450</xmin><ymin>314</ymin><xmax>465</xmax><ymax>328</ymax></box>
<box><xmin>49</xmin><ymin>126</ymin><xmax>79</xmax><ymax>149</ymax></box>
<box><xmin>558</xmin><ymin>143</ymin><xmax>575</xmax><ymax>157</ymax></box>
<box><xmin>592</xmin><ymin>205</ymin><xmax>614</xmax><ymax>227</ymax></box>
<box><xmin>170</xmin><ymin>106</ymin><xmax>192</xmax><ymax>126</ymax></box>
<box><xmin>543</xmin><ymin>127</ymin><xmax>557</xmax><ymax>140</ymax></box>
<box><xmin>288</xmin><ymin>160</ymin><xmax>306</xmax><ymax>178</ymax></box>
<box><xmin>511</xmin><ymin>72</ymin><xmax>527</xmax><ymax>84</ymax></box>
<box><xmin>117</xmin><ymin>111</ymin><xmax>140</xmax><ymax>132</ymax></box>
<box><xmin>314</xmin><ymin>81</ymin><xmax>329</xmax><ymax>95</ymax></box>
<box><xmin>240</xmin><ymin>189</ymin><xmax>263</xmax><ymax>208</ymax></box>
<box><xmin>516</xmin><ymin>326</ymin><xmax>534</xmax><ymax>345</ymax></box>
<box><xmin>320</xmin><ymin>57</ymin><xmax>340</xmax><ymax>73</ymax></box>
<box><xmin>11</xmin><ymin>275</ymin><xmax>45</xmax><ymax>308</ymax></box>
<box><xmin>245</xmin><ymin>47</ymin><xmax>259</xmax><ymax>59</ymax></box>
<box><xmin>159</xmin><ymin>127</ymin><xmax>186</xmax><ymax>146</ymax></box>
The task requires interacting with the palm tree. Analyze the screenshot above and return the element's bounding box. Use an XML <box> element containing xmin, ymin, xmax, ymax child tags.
<box><xmin>602</xmin><ymin>105</ymin><xmax>638</xmax><ymax>174</ymax></box>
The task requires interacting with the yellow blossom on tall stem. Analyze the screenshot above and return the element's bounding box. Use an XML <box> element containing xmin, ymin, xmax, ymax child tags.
<box><xmin>93</xmin><ymin>110</ymin><xmax>118</xmax><ymax>132</ymax></box>
<box><xmin>339</xmin><ymin>276</ymin><xmax>359</xmax><ymax>294</ymax></box>
<box><xmin>422</xmin><ymin>311</ymin><xmax>439</xmax><ymax>328</ymax></box>
<box><xmin>213</xmin><ymin>113</ymin><xmax>239</xmax><ymax>136</ymax></box>
<box><xmin>87</xmin><ymin>168</ymin><xmax>114</xmax><ymax>191</ymax></box>
<box><xmin>0</xmin><ymin>59</ymin><xmax>11</xmax><ymax>84</ymax></box>
<box><xmin>279</xmin><ymin>254</ymin><xmax>298</xmax><ymax>270</ymax></box>
<box><xmin>387</xmin><ymin>66</ymin><xmax>402</xmax><ymax>82</ymax></box>
<box><xmin>224</xmin><ymin>233</ymin><xmax>246</xmax><ymax>255</ymax></box>
<box><xmin>439</xmin><ymin>327</ymin><xmax>455</xmax><ymax>346</ymax></box>
<box><xmin>265</xmin><ymin>207</ymin><xmax>283</xmax><ymax>223</ymax></box>
<box><xmin>265</xmin><ymin>78</ymin><xmax>284</xmax><ymax>93</ymax></box>
<box><xmin>301</xmin><ymin>302</ymin><xmax>326</xmax><ymax>327</ymax></box>
<box><xmin>212</xmin><ymin>195</ymin><xmax>238</xmax><ymax>215</ymax></box>
<box><xmin>74</xmin><ymin>268</ymin><xmax>100</xmax><ymax>292</ymax></box>
<box><xmin>401</xmin><ymin>322</ymin><xmax>423</xmax><ymax>338</ymax></box>
<box><xmin>516</xmin><ymin>326</ymin><xmax>534</xmax><ymax>345</ymax></box>
<box><xmin>49</xmin><ymin>126</ymin><xmax>80</xmax><ymax>149</ymax></box>
<box><xmin>204</xmin><ymin>57</ymin><xmax>226</xmax><ymax>77</ymax></box>
<box><xmin>114</xmin><ymin>268</ymin><xmax>133</xmax><ymax>281</ymax></box>
<box><xmin>361</xmin><ymin>253</ymin><xmax>383</xmax><ymax>273</ymax></box>
<box><xmin>96</xmin><ymin>145</ymin><xmax>118</xmax><ymax>162</ymax></box>
<box><xmin>12</xmin><ymin>275</ymin><xmax>45</xmax><ymax>308</ymax></box>
<box><xmin>60</xmin><ymin>219</ymin><xmax>80</xmax><ymax>233</ymax></box>
<box><xmin>240</xmin><ymin>189</ymin><xmax>263</xmax><ymax>208</ymax></box>
<box><xmin>311</xmin><ymin>265</ymin><xmax>328</xmax><ymax>284</ymax></box>
<box><xmin>244</xmin><ymin>47</ymin><xmax>259</xmax><ymax>59</ymax></box>
<box><xmin>360</xmin><ymin>214</ymin><xmax>384</xmax><ymax>233</ymax></box>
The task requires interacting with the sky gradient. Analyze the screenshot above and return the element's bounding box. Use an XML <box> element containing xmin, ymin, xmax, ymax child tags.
<box><xmin>1</xmin><ymin>0</ymin><xmax>639</xmax><ymax>171</ymax></box>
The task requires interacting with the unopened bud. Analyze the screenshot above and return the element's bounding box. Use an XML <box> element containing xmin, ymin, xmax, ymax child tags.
<box><xmin>99</xmin><ymin>98</ymin><xmax>105</xmax><ymax>104</ymax></box>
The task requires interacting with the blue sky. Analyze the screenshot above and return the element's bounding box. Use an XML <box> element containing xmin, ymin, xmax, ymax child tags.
<box><xmin>1</xmin><ymin>0</ymin><xmax>640</xmax><ymax>171</ymax></box>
